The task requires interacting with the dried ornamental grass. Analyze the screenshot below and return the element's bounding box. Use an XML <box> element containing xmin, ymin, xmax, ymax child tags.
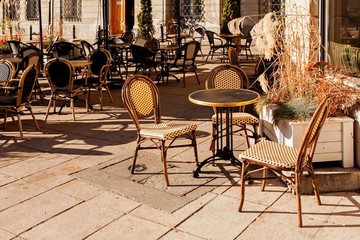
<box><xmin>241</xmin><ymin>4</ymin><xmax>359</xmax><ymax>120</ymax></box>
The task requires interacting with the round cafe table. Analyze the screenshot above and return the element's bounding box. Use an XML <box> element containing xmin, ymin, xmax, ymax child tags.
<box><xmin>189</xmin><ymin>88</ymin><xmax>260</xmax><ymax>177</ymax></box>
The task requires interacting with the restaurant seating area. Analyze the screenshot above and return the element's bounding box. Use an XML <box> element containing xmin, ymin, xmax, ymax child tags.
<box><xmin>0</xmin><ymin>34</ymin><xmax>359</xmax><ymax>238</ymax></box>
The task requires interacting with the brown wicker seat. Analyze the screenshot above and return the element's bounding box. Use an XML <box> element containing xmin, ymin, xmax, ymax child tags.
<box><xmin>121</xmin><ymin>75</ymin><xmax>199</xmax><ymax>186</ymax></box>
<box><xmin>0</xmin><ymin>64</ymin><xmax>40</xmax><ymax>139</ymax></box>
<box><xmin>238</xmin><ymin>98</ymin><xmax>330</xmax><ymax>227</ymax></box>
<box><xmin>206</xmin><ymin>65</ymin><xmax>259</xmax><ymax>154</ymax></box>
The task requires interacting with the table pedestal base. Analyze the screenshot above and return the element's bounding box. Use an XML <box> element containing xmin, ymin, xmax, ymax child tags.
<box><xmin>192</xmin><ymin>146</ymin><xmax>241</xmax><ymax>178</ymax></box>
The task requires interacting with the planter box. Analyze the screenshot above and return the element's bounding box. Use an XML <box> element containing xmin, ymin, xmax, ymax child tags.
<box><xmin>259</xmin><ymin>104</ymin><xmax>354</xmax><ymax>168</ymax></box>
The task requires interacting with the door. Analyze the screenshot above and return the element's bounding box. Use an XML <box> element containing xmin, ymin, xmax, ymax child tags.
<box><xmin>110</xmin><ymin>0</ymin><xmax>126</xmax><ymax>34</ymax></box>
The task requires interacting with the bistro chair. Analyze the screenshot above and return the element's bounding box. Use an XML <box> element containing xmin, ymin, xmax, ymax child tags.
<box><xmin>44</xmin><ymin>58</ymin><xmax>89</xmax><ymax>121</ymax></box>
<box><xmin>80</xmin><ymin>40</ymin><xmax>95</xmax><ymax>58</ymax></box>
<box><xmin>130</xmin><ymin>44</ymin><xmax>160</xmax><ymax>76</ymax></box>
<box><xmin>7</xmin><ymin>40</ymin><xmax>29</xmax><ymax>58</ymax></box>
<box><xmin>120</xmin><ymin>31</ymin><xmax>135</xmax><ymax>44</ymax></box>
<box><xmin>167</xmin><ymin>40</ymin><xmax>200</xmax><ymax>87</ymax></box>
<box><xmin>121</xmin><ymin>75</ymin><xmax>199</xmax><ymax>186</ymax></box>
<box><xmin>43</xmin><ymin>35</ymin><xmax>58</xmax><ymax>60</ymax></box>
<box><xmin>205</xmin><ymin>30</ymin><xmax>227</xmax><ymax>62</ymax></box>
<box><xmin>228</xmin><ymin>47</ymin><xmax>263</xmax><ymax>84</ymax></box>
<box><xmin>206</xmin><ymin>64</ymin><xmax>258</xmax><ymax>154</ymax></box>
<box><xmin>0</xmin><ymin>60</ymin><xmax>15</xmax><ymax>89</ymax></box>
<box><xmin>193</xmin><ymin>26</ymin><xmax>206</xmax><ymax>57</ymax></box>
<box><xmin>0</xmin><ymin>64</ymin><xmax>40</xmax><ymax>139</ymax></box>
<box><xmin>238</xmin><ymin>98</ymin><xmax>330</xmax><ymax>227</ymax></box>
<box><xmin>13</xmin><ymin>51</ymin><xmax>44</xmax><ymax>101</ymax></box>
<box><xmin>87</xmin><ymin>49</ymin><xmax>113</xmax><ymax>110</ymax></box>
<box><xmin>53</xmin><ymin>41</ymin><xmax>84</xmax><ymax>60</ymax></box>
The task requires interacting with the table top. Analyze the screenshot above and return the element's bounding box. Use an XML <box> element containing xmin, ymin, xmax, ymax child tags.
<box><xmin>167</xmin><ymin>33</ymin><xmax>192</xmax><ymax>39</ymax></box>
<box><xmin>219</xmin><ymin>34</ymin><xmax>240</xmax><ymax>39</ymax></box>
<box><xmin>107</xmin><ymin>43</ymin><xmax>130</xmax><ymax>48</ymax></box>
<box><xmin>189</xmin><ymin>89</ymin><xmax>260</xmax><ymax>108</ymax></box>
<box><xmin>158</xmin><ymin>45</ymin><xmax>179</xmax><ymax>51</ymax></box>
<box><xmin>69</xmin><ymin>60</ymin><xmax>92</xmax><ymax>68</ymax></box>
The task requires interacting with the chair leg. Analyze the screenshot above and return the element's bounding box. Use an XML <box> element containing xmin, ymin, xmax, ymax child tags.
<box><xmin>242</xmin><ymin>125</ymin><xmax>250</xmax><ymax>148</ymax></box>
<box><xmin>131</xmin><ymin>138</ymin><xmax>141</xmax><ymax>174</ymax></box>
<box><xmin>99</xmin><ymin>90</ymin><xmax>104</xmax><ymax>110</ymax></box>
<box><xmin>261</xmin><ymin>168</ymin><xmax>267</xmax><ymax>191</ymax></box>
<box><xmin>238</xmin><ymin>160</ymin><xmax>249</xmax><ymax>212</ymax></box>
<box><xmin>70</xmin><ymin>99</ymin><xmax>76</xmax><ymax>121</ymax></box>
<box><xmin>295</xmin><ymin>172</ymin><xmax>303</xmax><ymax>227</ymax></box>
<box><xmin>192</xmin><ymin>130</ymin><xmax>199</xmax><ymax>166</ymax></box>
<box><xmin>210</xmin><ymin>123</ymin><xmax>216</xmax><ymax>155</ymax></box>
<box><xmin>44</xmin><ymin>96</ymin><xmax>53</xmax><ymax>122</ymax></box>
<box><xmin>160</xmin><ymin>140</ymin><xmax>170</xmax><ymax>186</ymax></box>
<box><xmin>28</xmin><ymin>106</ymin><xmax>40</xmax><ymax>130</ymax></box>
<box><xmin>16</xmin><ymin>112</ymin><xmax>23</xmax><ymax>139</ymax></box>
<box><xmin>194</xmin><ymin>67</ymin><xmax>200</xmax><ymax>85</ymax></box>
<box><xmin>105</xmin><ymin>86</ymin><xmax>114</xmax><ymax>102</ymax></box>
<box><xmin>308</xmin><ymin>165</ymin><xmax>321</xmax><ymax>205</ymax></box>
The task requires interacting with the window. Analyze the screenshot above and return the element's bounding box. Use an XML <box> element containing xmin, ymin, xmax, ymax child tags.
<box><xmin>8</xmin><ymin>0</ymin><xmax>21</xmax><ymax>21</ymax></box>
<box><xmin>180</xmin><ymin>0</ymin><xmax>205</xmax><ymax>22</ymax></box>
<box><xmin>64</xmin><ymin>0</ymin><xmax>82</xmax><ymax>22</ymax></box>
<box><xmin>26</xmin><ymin>0</ymin><xmax>39</xmax><ymax>21</ymax></box>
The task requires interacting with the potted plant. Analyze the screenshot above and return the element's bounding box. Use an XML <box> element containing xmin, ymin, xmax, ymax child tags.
<box><xmin>137</xmin><ymin>0</ymin><xmax>155</xmax><ymax>39</ymax></box>
<box><xmin>232</xmin><ymin>5</ymin><xmax>358</xmax><ymax>167</ymax></box>
<box><xmin>221</xmin><ymin>0</ymin><xmax>240</xmax><ymax>34</ymax></box>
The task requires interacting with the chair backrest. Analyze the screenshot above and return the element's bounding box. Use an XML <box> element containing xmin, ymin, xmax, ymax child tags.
<box><xmin>81</xmin><ymin>40</ymin><xmax>95</xmax><ymax>57</ymax></box>
<box><xmin>194</xmin><ymin>26</ymin><xmax>206</xmax><ymax>38</ymax></box>
<box><xmin>296</xmin><ymin>98</ymin><xmax>330</xmax><ymax>171</ymax></box>
<box><xmin>205</xmin><ymin>31</ymin><xmax>216</xmax><ymax>45</ymax></box>
<box><xmin>133</xmin><ymin>37</ymin><xmax>147</xmax><ymax>46</ymax></box>
<box><xmin>205</xmin><ymin>64</ymin><xmax>249</xmax><ymax>90</ymax></box>
<box><xmin>45</xmin><ymin>36</ymin><xmax>58</xmax><ymax>54</ymax></box>
<box><xmin>7</xmin><ymin>40</ymin><xmax>25</xmax><ymax>57</ymax></box>
<box><xmin>121</xmin><ymin>31</ymin><xmax>135</xmax><ymax>44</ymax></box>
<box><xmin>16</xmin><ymin>64</ymin><xmax>38</xmax><ymax>105</ymax></box>
<box><xmin>20</xmin><ymin>45</ymin><xmax>42</xmax><ymax>58</ymax></box>
<box><xmin>45</xmin><ymin>58</ymin><xmax>75</xmax><ymax>92</ymax></box>
<box><xmin>121</xmin><ymin>75</ymin><xmax>161</xmax><ymax>132</ymax></box>
<box><xmin>228</xmin><ymin>47</ymin><xmax>239</xmax><ymax>65</ymax></box>
<box><xmin>180</xmin><ymin>40</ymin><xmax>200</xmax><ymax>63</ymax></box>
<box><xmin>14</xmin><ymin>51</ymin><xmax>43</xmax><ymax>78</ymax></box>
<box><xmin>144</xmin><ymin>38</ymin><xmax>160</xmax><ymax>51</ymax></box>
<box><xmin>53</xmin><ymin>42</ymin><xmax>83</xmax><ymax>60</ymax></box>
<box><xmin>130</xmin><ymin>44</ymin><xmax>157</xmax><ymax>64</ymax></box>
<box><xmin>88</xmin><ymin>48</ymin><xmax>112</xmax><ymax>76</ymax></box>
<box><xmin>0</xmin><ymin>60</ymin><xmax>15</xmax><ymax>86</ymax></box>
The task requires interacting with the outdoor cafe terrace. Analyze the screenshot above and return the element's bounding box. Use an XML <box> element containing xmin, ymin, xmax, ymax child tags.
<box><xmin>0</xmin><ymin>42</ymin><xmax>359</xmax><ymax>239</ymax></box>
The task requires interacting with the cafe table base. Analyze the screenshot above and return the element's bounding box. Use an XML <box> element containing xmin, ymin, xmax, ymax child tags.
<box><xmin>193</xmin><ymin>107</ymin><xmax>241</xmax><ymax>178</ymax></box>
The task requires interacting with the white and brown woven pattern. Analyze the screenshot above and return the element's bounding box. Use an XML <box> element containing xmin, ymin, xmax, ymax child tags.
<box><xmin>240</xmin><ymin>139</ymin><xmax>298</xmax><ymax>168</ymax></box>
<box><xmin>130</xmin><ymin>80</ymin><xmax>155</xmax><ymax>116</ymax></box>
<box><xmin>212</xmin><ymin>112</ymin><xmax>258</xmax><ymax>125</ymax></box>
<box><xmin>213</xmin><ymin>69</ymin><xmax>243</xmax><ymax>89</ymax></box>
<box><xmin>140</xmin><ymin>121</ymin><xmax>197</xmax><ymax>140</ymax></box>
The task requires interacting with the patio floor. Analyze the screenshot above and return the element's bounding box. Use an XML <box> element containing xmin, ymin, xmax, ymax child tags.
<box><xmin>0</xmin><ymin>54</ymin><xmax>360</xmax><ymax>239</ymax></box>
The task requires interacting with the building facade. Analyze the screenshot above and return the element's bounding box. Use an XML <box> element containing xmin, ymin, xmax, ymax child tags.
<box><xmin>0</xmin><ymin>1</ymin><xmax>359</xmax><ymax>50</ymax></box>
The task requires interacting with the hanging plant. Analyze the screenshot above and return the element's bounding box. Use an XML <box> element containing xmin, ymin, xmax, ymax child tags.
<box><xmin>137</xmin><ymin>0</ymin><xmax>155</xmax><ymax>39</ymax></box>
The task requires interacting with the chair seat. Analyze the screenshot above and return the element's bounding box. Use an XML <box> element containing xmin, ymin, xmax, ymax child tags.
<box><xmin>0</xmin><ymin>96</ymin><xmax>17</xmax><ymax>105</ymax></box>
<box><xmin>212</xmin><ymin>112</ymin><xmax>258</xmax><ymax>125</ymax></box>
<box><xmin>240</xmin><ymin>139</ymin><xmax>298</xmax><ymax>168</ymax></box>
<box><xmin>140</xmin><ymin>121</ymin><xmax>197</xmax><ymax>140</ymax></box>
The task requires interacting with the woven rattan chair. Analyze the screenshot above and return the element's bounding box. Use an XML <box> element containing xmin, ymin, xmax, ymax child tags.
<box><xmin>44</xmin><ymin>58</ymin><xmax>88</xmax><ymax>121</ymax></box>
<box><xmin>167</xmin><ymin>40</ymin><xmax>200</xmax><ymax>87</ymax></box>
<box><xmin>205</xmin><ymin>30</ymin><xmax>227</xmax><ymax>62</ymax></box>
<box><xmin>0</xmin><ymin>60</ymin><xmax>15</xmax><ymax>88</ymax></box>
<box><xmin>121</xmin><ymin>75</ymin><xmax>199</xmax><ymax>186</ymax></box>
<box><xmin>206</xmin><ymin>65</ymin><xmax>259</xmax><ymax>154</ymax></box>
<box><xmin>238</xmin><ymin>98</ymin><xmax>330</xmax><ymax>227</ymax></box>
<box><xmin>0</xmin><ymin>64</ymin><xmax>39</xmax><ymax>139</ymax></box>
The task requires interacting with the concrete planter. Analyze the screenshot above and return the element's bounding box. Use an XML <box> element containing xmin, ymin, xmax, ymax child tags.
<box><xmin>259</xmin><ymin>104</ymin><xmax>354</xmax><ymax>168</ymax></box>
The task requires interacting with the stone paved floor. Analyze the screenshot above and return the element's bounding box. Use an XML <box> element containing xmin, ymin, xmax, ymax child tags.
<box><xmin>0</xmin><ymin>55</ymin><xmax>360</xmax><ymax>240</ymax></box>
